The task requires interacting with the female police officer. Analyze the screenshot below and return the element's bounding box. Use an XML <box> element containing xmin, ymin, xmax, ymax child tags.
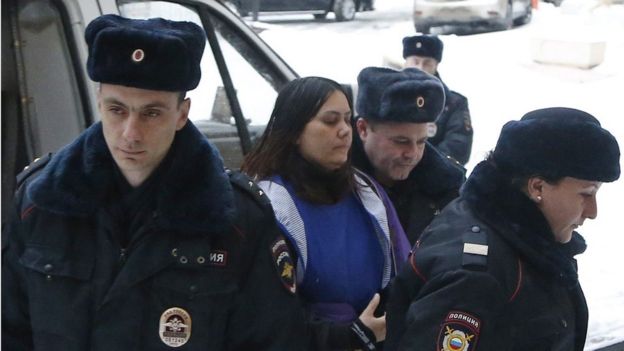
<box><xmin>385</xmin><ymin>107</ymin><xmax>620</xmax><ymax>351</ymax></box>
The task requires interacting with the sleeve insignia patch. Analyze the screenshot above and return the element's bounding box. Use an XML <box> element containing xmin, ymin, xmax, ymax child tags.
<box><xmin>437</xmin><ymin>311</ymin><xmax>481</xmax><ymax>351</ymax></box>
<box><xmin>271</xmin><ymin>238</ymin><xmax>296</xmax><ymax>294</ymax></box>
<box><xmin>463</xmin><ymin>112</ymin><xmax>473</xmax><ymax>132</ymax></box>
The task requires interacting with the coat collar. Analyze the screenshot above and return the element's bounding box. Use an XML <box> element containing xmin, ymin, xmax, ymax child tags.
<box><xmin>27</xmin><ymin>121</ymin><xmax>235</xmax><ymax>235</ymax></box>
<box><xmin>461</xmin><ymin>161</ymin><xmax>586</xmax><ymax>287</ymax></box>
<box><xmin>351</xmin><ymin>125</ymin><xmax>464</xmax><ymax>196</ymax></box>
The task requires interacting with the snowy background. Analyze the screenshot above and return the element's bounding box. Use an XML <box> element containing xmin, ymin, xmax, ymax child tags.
<box><xmin>248</xmin><ymin>1</ymin><xmax>624</xmax><ymax>349</ymax></box>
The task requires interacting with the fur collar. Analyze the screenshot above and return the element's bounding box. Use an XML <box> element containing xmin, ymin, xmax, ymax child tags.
<box><xmin>27</xmin><ymin>122</ymin><xmax>235</xmax><ymax>235</ymax></box>
<box><xmin>351</xmin><ymin>127</ymin><xmax>464</xmax><ymax>196</ymax></box>
<box><xmin>462</xmin><ymin>161</ymin><xmax>586</xmax><ymax>287</ymax></box>
<box><xmin>401</xmin><ymin>143</ymin><xmax>464</xmax><ymax>195</ymax></box>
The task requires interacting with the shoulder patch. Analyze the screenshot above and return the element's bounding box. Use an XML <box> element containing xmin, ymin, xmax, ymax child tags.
<box><xmin>16</xmin><ymin>153</ymin><xmax>52</xmax><ymax>189</ymax></box>
<box><xmin>462</xmin><ymin>110</ymin><xmax>472</xmax><ymax>132</ymax></box>
<box><xmin>227</xmin><ymin>169</ymin><xmax>272</xmax><ymax>211</ymax></box>
<box><xmin>437</xmin><ymin>311</ymin><xmax>481</xmax><ymax>351</ymax></box>
<box><xmin>271</xmin><ymin>237</ymin><xmax>296</xmax><ymax>294</ymax></box>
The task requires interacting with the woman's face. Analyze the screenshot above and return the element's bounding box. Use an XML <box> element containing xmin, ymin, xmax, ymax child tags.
<box><xmin>536</xmin><ymin>177</ymin><xmax>602</xmax><ymax>243</ymax></box>
<box><xmin>297</xmin><ymin>91</ymin><xmax>352</xmax><ymax>171</ymax></box>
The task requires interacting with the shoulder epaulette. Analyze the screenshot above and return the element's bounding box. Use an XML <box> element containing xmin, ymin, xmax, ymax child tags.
<box><xmin>226</xmin><ymin>169</ymin><xmax>273</xmax><ymax>211</ymax></box>
<box><xmin>462</xmin><ymin>225</ymin><xmax>488</xmax><ymax>269</ymax></box>
<box><xmin>15</xmin><ymin>153</ymin><xmax>52</xmax><ymax>189</ymax></box>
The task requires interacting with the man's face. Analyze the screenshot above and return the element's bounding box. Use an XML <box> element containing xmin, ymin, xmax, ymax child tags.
<box><xmin>98</xmin><ymin>84</ymin><xmax>189</xmax><ymax>187</ymax></box>
<box><xmin>404</xmin><ymin>55</ymin><xmax>439</xmax><ymax>75</ymax></box>
<box><xmin>356</xmin><ymin>118</ymin><xmax>428</xmax><ymax>185</ymax></box>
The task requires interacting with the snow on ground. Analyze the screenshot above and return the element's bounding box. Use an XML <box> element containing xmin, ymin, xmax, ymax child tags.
<box><xmin>251</xmin><ymin>1</ymin><xmax>624</xmax><ymax>349</ymax></box>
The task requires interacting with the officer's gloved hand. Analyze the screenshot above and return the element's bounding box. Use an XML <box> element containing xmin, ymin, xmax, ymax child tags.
<box><xmin>350</xmin><ymin>293</ymin><xmax>385</xmax><ymax>351</ymax></box>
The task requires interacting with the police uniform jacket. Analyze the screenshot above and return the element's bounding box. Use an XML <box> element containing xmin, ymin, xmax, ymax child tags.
<box><xmin>352</xmin><ymin>132</ymin><xmax>465</xmax><ymax>246</ymax></box>
<box><xmin>1</xmin><ymin>122</ymin><xmax>306</xmax><ymax>351</ymax></box>
<box><xmin>429</xmin><ymin>78</ymin><xmax>473</xmax><ymax>166</ymax></box>
<box><xmin>385</xmin><ymin>161</ymin><xmax>589</xmax><ymax>351</ymax></box>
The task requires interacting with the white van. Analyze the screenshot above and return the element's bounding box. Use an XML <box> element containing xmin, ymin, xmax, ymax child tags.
<box><xmin>2</xmin><ymin>0</ymin><xmax>302</xmax><ymax>221</ymax></box>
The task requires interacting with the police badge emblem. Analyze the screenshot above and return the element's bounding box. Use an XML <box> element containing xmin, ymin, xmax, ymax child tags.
<box><xmin>271</xmin><ymin>238</ymin><xmax>296</xmax><ymax>294</ymax></box>
<box><xmin>437</xmin><ymin>311</ymin><xmax>481</xmax><ymax>351</ymax></box>
<box><xmin>159</xmin><ymin>307</ymin><xmax>192</xmax><ymax>347</ymax></box>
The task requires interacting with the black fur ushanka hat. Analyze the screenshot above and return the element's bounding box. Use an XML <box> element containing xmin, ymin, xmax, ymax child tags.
<box><xmin>85</xmin><ymin>14</ymin><xmax>206</xmax><ymax>92</ymax></box>
<box><xmin>356</xmin><ymin>66</ymin><xmax>445</xmax><ymax>124</ymax></box>
<box><xmin>493</xmin><ymin>107</ymin><xmax>620</xmax><ymax>182</ymax></box>
<box><xmin>402</xmin><ymin>35</ymin><xmax>444</xmax><ymax>62</ymax></box>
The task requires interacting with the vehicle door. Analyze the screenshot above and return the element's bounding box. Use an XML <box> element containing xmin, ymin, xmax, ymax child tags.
<box><xmin>2</xmin><ymin>0</ymin><xmax>298</xmax><ymax>223</ymax></box>
<box><xmin>2</xmin><ymin>0</ymin><xmax>95</xmax><ymax>222</ymax></box>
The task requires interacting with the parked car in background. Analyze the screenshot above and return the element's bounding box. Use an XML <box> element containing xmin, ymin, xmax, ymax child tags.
<box><xmin>413</xmin><ymin>0</ymin><xmax>532</xmax><ymax>33</ymax></box>
<box><xmin>224</xmin><ymin>0</ymin><xmax>374</xmax><ymax>21</ymax></box>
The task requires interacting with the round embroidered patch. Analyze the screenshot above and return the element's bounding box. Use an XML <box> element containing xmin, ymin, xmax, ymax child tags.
<box><xmin>437</xmin><ymin>311</ymin><xmax>481</xmax><ymax>351</ymax></box>
<box><xmin>442</xmin><ymin>328</ymin><xmax>471</xmax><ymax>350</ymax></box>
<box><xmin>271</xmin><ymin>238</ymin><xmax>296</xmax><ymax>294</ymax></box>
<box><xmin>159</xmin><ymin>307</ymin><xmax>192</xmax><ymax>347</ymax></box>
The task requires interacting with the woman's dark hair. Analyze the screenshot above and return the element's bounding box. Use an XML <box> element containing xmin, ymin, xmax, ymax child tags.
<box><xmin>241</xmin><ymin>76</ymin><xmax>354</xmax><ymax>203</ymax></box>
<box><xmin>485</xmin><ymin>152</ymin><xmax>563</xmax><ymax>191</ymax></box>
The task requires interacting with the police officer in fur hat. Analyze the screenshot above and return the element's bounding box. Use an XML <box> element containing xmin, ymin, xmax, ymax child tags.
<box><xmin>385</xmin><ymin>107</ymin><xmax>621</xmax><ymax>351</ymax></box>
<box><xmin>402</xmin><ymin>35</ymin><xmax>473</xmax><ymax>165</ymax></box>
<box><xmin>1</xmin><ymin>14</ymin><xmax>306</xmax><ymax>350</ymax></box>
<box><xmin>352</xmin><ymin>66</ymin><xmax>465</xmax><ymax>246</ymax></box>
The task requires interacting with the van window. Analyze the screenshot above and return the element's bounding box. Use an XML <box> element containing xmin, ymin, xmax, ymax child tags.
<box><xmin>118</xmin><ymin>0</ymin><xmax>283</xmax><ymax>166</ymax></box>
<box><xmin>118</xmin><ymin>1</ymin><xmax>278</xmax><ymax>126</ymax></box>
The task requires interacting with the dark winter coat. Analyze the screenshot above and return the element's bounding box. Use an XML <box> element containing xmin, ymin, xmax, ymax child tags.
<box><xmin>352</xmin><ymin>131</ymin><xmax>465</xmax><ymax>246</ymax></box>
<box><xmin>1</xmin><ymin>122</ymin><xmax>306</xmax><ymax>351</ymax></box>
<box><xmin>429</xmin><ymin>79</ymin><xmax>473</xmax><ymax>165</ymax></box>
<box><xmin>385</xmin><ymin>161</ymin><xmax>589</xmax><ymax>351</ymax></box>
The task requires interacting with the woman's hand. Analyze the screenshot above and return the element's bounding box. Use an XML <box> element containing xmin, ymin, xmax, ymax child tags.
<box><xmin>358</xmin><ymin>293</ymin><xmax>386</xmax><ymax>342</ymax></box>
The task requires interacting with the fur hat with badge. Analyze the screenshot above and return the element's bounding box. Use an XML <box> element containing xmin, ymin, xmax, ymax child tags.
<box><xmin>356</xmin><ymin>66</ymin><xmax>446</xmax><ymax>123</ymax></box>
<box><xmin>85</xmin><ymin>14</ymin><xmax>206</xmax><ymax>92</ymax></box>
<box><xmin>402</xmin><ymin>35</ymin><xmax>444</xmax><ymax>62</ymax></box>
<box><xmin>493</xmin><ymin>107</ymin><xmax>620</xmax><ymax>182</ymax></box>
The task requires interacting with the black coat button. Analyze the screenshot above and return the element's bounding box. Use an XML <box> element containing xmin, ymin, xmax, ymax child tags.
<box><xmin>561</xmin><ymin>319</ymin><xmax>568</xmax><ymax>328</ymax></box>
<box><xmin>43</xmin><ymin>264</ymin><xmax>54</xmax><ymax>272</ymax></box>
<box><xmin>471</xmin><ymin>226</ymin><xmax>480</xmax><ymax>233</ymax></box>
<box><xmin>189</xmin><ymin>285</ymin><xmax>198</xmax><ymax>293</ymax></box>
